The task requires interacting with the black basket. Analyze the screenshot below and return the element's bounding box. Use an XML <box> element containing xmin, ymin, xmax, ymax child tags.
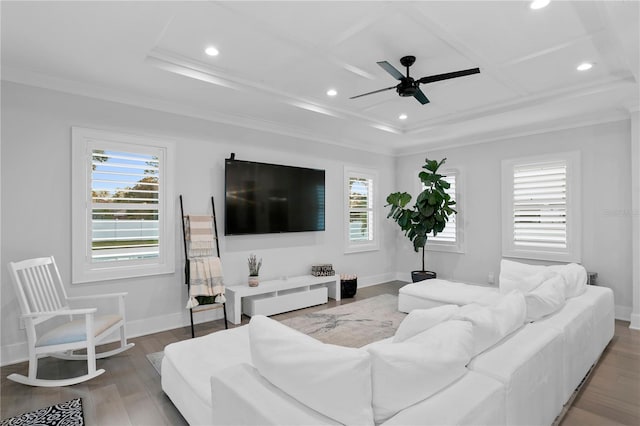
<box><xmin>341</xmin><ymin>278</ymin><xmax>357</xmax><ymax>299</ymax></box>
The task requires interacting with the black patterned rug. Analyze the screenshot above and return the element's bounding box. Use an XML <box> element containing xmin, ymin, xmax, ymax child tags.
<box><xmin>1</xmin><ymin>398</ymin><xmax>84</xmax><ymax>426</ymax></box>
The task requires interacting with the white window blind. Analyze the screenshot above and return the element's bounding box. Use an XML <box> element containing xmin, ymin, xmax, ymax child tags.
<box><xmin>502</xmin><ymin>151</ymin><xmax>581</xmax><ymax>263</ymax></box>
<box><xmin>91</xmin><ymin>149</ymin><xmax>160</xmax><ymax>262</ymax></box>
<box><xmin>512</xmin><ymin>160</ymin><xmax>567</xmax><ymax>249</ymax></box>
<box><xmin>428</xmin><ymin>175</ymin><xmax>456</xmax><ymax>243</ymax></box>
<box><xmin>349</xmin><ymin>176</ymin><xmax>374</xmax><ymax>242</ymax></box>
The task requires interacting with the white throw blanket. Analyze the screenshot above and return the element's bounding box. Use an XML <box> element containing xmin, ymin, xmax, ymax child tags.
<box><xmin>187</xmin><ymin>256</ymin><xmax>226</xmax><ymax>308</ymax></box>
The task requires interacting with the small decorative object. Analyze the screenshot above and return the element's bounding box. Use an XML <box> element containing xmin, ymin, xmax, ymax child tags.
<box><xmin>311</xmin><ymin>264</ymin><xmax>335</xmax><ymax>277</ymax></box>
<box><xmin>386</xmin><ymin>157</ymin><xmax>456</xmax><ymax>282</ymax></box>
<box><xmin>248</xmin><ymin>253</ymin><xmax>262</xmax><ymax>287</ymax></box>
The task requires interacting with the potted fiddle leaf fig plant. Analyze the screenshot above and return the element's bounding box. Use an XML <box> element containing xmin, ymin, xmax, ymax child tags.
<box><xmin>247</xmin><ymin>253</ymin><xmax>262</xmax><ymax>287</ymax></box>
<box><xmin>386</xmin><ymin>157</ymin><xmax>456</xmax><ymax>282</ymax></box>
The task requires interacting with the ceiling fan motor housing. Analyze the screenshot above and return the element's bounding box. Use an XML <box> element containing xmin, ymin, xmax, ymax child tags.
<box><xmin>397</xmin><ymin>78</ymin><xmax>419</xmax><ymax>96</ymax></box>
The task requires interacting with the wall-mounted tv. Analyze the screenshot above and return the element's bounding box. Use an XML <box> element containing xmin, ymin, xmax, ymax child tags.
<box><xmin>224</xmin><ymin>159</ymin><xmax>325</xmax><ymax>235</ymax></box>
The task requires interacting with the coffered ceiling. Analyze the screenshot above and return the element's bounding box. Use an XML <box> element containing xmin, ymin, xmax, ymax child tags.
<box><xmin>2</xmin><ymin>1</ymin><xmax>638</xmax><ymax>155</ymax></box>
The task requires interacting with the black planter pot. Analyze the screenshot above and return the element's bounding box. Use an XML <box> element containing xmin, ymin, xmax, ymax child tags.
<box><xmin>411</xmin><ymin>270</ymin><xmax>437</xmax><ymax>283</ymax></box>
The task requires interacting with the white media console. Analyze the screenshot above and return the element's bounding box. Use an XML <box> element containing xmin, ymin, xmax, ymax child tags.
<box><xmin>225</xmin><ymin>275</ymin><xmax>341</xmax><ymax>325</ymax></box>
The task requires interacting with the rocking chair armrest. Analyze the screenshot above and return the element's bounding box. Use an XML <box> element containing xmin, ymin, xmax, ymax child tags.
<box><xmin>67</xmin><ymin>292</ymin><xmax>127</xmax><ymax>301</ymax></box>
<box><xmin>21</xmin><ymin>308</ymin><xmax>97</xmax><ymax>319</ymax></box>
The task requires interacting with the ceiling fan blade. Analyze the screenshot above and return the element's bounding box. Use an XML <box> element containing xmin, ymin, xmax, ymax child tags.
<box><xmin>349</xmin><ymin>85</ymin><xmax>397</xmax><ymax>100</ymax></box>
<box><xmin>377</xmin><ymin>61</ymin><xmax>405</xmax><ymax>80</ymax></box>
<box><xmin>413</xmin><ymin>88</ymin><xmax>430</xmax><ymax>105</ymax></box>
<box><xmin>417</xmin><ymin>68</ymin><xmax>480</xmax><ymax>85</ymax></box>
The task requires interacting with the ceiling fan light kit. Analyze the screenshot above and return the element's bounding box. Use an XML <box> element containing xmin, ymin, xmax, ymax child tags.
<box><xmin>350</xmin><ymin>55</ymin><xmax>480</xmax><ymax>105</ymax></box>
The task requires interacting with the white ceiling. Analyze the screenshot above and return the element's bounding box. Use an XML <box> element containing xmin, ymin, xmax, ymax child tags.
<box><xmin>2</xmin><ymin>1</ymin><xmax>638</xmax><ymax>155</ymax></box>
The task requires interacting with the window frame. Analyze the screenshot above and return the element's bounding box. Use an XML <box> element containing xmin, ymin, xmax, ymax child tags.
<box><xmin>71</xmin><ymin>127</ymin><xmax>175</xmax><ymax>283</ymax></box>
<box><xmin>420</xmin><ymin>168</ymin><xmax>465</xmax><ymax>254</ymax></box>
<box><xmin>344</xmin><ymin>166</ymin><xmax>379</xmax><ymax>254</ymax></box>
<box><xmin>501</xmin><ymin>151</ymin><xmax>581</xmax><ymax>263</ymax></box>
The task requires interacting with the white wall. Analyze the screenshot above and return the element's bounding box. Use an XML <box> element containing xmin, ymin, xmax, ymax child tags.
<box><xmin>0</xmin><ymin>82</ymin><xmax>397</xmax><ymax>364</ymax></box>
<box><xmin>394</xmin><ymin>120</ymin><xmax>633</xmax><ymax>318</ymax></box>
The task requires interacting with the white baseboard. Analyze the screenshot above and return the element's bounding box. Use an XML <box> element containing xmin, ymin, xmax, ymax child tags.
<box><xmin>1</xmin><ymin>341</ymin><xmax>28</xmax><ymax>367</ymax></box>
<box><xmin>615</xmin><ymin>304</ymin><xmax>632</xmax><ymax>322</ymax></box>
<box><xmin>356</xmin><ymin>272</ymin><xmax>399</xmax><ymax>288</ymax></box>
<box><xmin>0</xmin><ymin>307</ymin><xmax>225</xmax><ymax>367</ymax></box>
<box><xmin>630</xmin><ymin>312</ymin><xmax>640</xmax><ymax>330</ymax></box>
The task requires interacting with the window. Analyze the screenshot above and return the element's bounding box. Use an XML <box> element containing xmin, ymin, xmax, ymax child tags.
<box><xmin>344</xmin><ymin>167</ymin><xmax>378</xmax><ymax>253</ymax></box>
<box><xmin>501</xmin><ymin>152</ymin><xmax>581</xmax><ymax>262</ymax></box>
<box><xmin>424</xmin><ymin>170</ymin><xmax>464</xmax><ymax>253</ymax></box>
<box><xmin>72</xmin><ymin>127</ymin><xmax>175</xmax><ymax>283</ymax></box>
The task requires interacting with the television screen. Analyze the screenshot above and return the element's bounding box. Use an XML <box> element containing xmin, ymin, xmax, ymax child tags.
<box><xmin>224</xmin><ymin>159</ymin><xmax>325</xmax><ymax>235</ymax></box>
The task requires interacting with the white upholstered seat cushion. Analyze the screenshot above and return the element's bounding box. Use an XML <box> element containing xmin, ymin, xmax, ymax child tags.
<box><xmin>36</xmin><ymin>314</ymin><xmax>121</xmax><ymax>347</ymax></box>
<box><xmin>469</xmin><ymin>322</ymin><xmax>564</xmax><ymax>426</ymax></box>
<box><xmin>382</xmin><ymin>371</ymin><xmax>506</xmax><ymax>426</ymax></box>
<box><xmin>210</xmin><ymin>363</ymin><xmax>341</xmax><ymax>426</ymax></box>
<box><xmin>367</xmin><ymin>320</ymin><xmax>474</xmax><ymax>424</ymax></box>
<box><xmin>162</xmin><ymin>326</ymin><xmax>252</xmax><ymax>426</ymax></box>
<box><xmin>249</xmin><ymin>315</ymin><xmax>374</xmax><ymax>426</ymax></box>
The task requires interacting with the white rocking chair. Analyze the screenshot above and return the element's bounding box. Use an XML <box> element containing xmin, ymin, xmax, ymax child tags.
<box><xmin>7</xmin><ymin>256</ymin><xmax>135</xmax><ymax>387</ymax></box>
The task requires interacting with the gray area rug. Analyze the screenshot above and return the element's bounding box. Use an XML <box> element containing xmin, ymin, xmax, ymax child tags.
<box><xmin>281</xmin><ymin>293</ymin><xmax>405</xmax><ymax>348</ymax></box>
<box><xmin>1</xmin><ymin>398</ymin><xmax>84</xmax><ymax>426</ymax></box>
<box><xmin>146</xmin><ymin>294</ymin><xmax>405</xmax><ymax>374</ymax></box>
<box><xmin>147</xmin><ymin>351</ymin><xmax>163</xmax><ymax>375</ymax></box>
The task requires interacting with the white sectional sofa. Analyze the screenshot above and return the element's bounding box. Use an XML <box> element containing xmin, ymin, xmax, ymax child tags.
<box><xmin>162</xmin><ymin>260</ymin><xmax>614</xmax><ymax>426</ymax></box>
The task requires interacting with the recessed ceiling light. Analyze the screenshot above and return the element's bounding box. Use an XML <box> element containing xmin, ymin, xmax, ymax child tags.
<box><xmin>530</xmin><ymin>0</ymin><xmax>550</xmax><ymax>10</ymax></box>
<box><xmin>205</xmin><ymin>46</ymin><xmax>219</xmax><ymax>57</ymax></box>
<box><xmin>326</xmin><ymin>89</ymin><xmax>337</xmax><ymax>97</ymax></box>
<box><xmin>399</xmin><ymin>114</ymin><xmax>408</xmax><ymax>120</ymax></box>
<box><xmin>576</xmin><ymin>62</ymin><xmax>593</xmax><ymax>71</ymax></box>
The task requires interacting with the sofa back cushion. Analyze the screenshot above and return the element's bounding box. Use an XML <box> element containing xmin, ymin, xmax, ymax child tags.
<box><xmin>547</xmin><ymin>263</ymin><xmax>587</xmax><ymax>298</ymax></box>
<box><xmin>367</xmin><ymin>320</ymin><xmax>474</xmax><ymax>424</ymax></box>
<box><xmin>393</xmin><ymin>304</ymin><xmax>459</xmax><ymax>343</ymax></box>
<box><xmin>249</xmin><ymin>315</ymin><xmax>374</xmax><ymax>426</ymax></box>
<box><xmin>524</xmin><ymin>273</ymin><xmax>567</xmax><ymax>321</ymax></box>
<box><xmin>499</xmin><ymin>259</ymin><xmax>587</xmax><ymax>299</ymax></box>
<box><xmin>454</xmin><ymin>291</ymin><xmax>526</xmax><ymax>355</ymax></box>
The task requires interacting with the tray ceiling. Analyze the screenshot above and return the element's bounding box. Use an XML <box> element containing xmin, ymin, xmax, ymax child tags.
<box><xmin>2</xmin><ymin>1</ymin><xmax>638</xmax><ymax>155</ymax></box>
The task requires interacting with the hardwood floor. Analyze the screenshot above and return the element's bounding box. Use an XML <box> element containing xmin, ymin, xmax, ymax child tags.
<box><xmin>1</xmin><ymin>281</ymin><xmax>638</xmax><ymax>425</ymax></box>
<box><xmin>560</xmin><ymin>320</ymin><xmax>640</xmax><ymax>426</ymax></box>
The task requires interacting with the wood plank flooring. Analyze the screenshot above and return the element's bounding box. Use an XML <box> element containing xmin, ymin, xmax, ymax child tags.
<box><xmin>1</xmin><ymin>281</ymin><xmax>638</xmax><ymax>425</ymax></box>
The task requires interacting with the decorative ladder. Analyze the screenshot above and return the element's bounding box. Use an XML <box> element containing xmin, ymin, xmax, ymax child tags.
<box><xmin>179</xmin><ymin>195</ymin><xmax>228</xmax><ymax>337</ymax></box>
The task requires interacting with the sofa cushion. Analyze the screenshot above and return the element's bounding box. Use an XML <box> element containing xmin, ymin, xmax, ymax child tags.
<box><xmin>210</xmin><ymin>363</ymin><xmax>341</xmax><ymax>426</ymax></box>
<box><xmin>454</xmin><ymin>291</ymin><xmax>526</xmax><ymax>355</ymax></box>
<box><xmin>248</xmin><ymin>315</ymin><xmax>373</xmax><ymax>426</ymax></box>
<box><xmin>367</xmin><ymin>320</ymin><xmax>474</xmax><ymax>424</ymax></box>
<box><xmin>499</xmin><ymin>258</ymin><xmax>587</xmax><ymax>299</ymax></box>
<box><xmin>524</xmin><ymin>273</ymin><xmax>566</xmax><ymax>321</ymax></box>
<box><xmin>547</xmin><ymin>263</ymin><xmax>587</xmax><ymax>298</ymax></box>
<box><xmin>392</xmin><ymin>304</ymin><xmax>459</xmax><ymax>343</ymax></box>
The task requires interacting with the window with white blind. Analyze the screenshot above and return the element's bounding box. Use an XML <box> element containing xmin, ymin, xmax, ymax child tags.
<box><xmin>425</xmin><ymin>171</ymin><xmax>464</xmax><ymax>253</ymax></box>
<box><xmin>501</xmin><ymin>152</ymin><xmax>581</xmax><ymax>262</ymax></box>
<box><xmin>344</xmin><ymin>167</ymin><xmax>379</xmax><ymax>253</ymax></box>
<box><xmin>72</xmin><ymin>127</ymin><xmax>175</xmax><ymax>283</ymax></box>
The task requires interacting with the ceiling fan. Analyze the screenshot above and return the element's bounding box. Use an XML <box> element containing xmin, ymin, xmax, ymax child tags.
<box><xmin>350</xmin><ymin>56</ymin><xmax>480</xmax><ymax>105</ymax></box>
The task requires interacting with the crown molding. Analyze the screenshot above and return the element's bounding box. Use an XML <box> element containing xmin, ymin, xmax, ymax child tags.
<box><xmin>405</xmin><ymin>74</ymin><xmax>637</xmax><ymax>136</ymax></box>
<box><xmin>1</xmin><ymin>66</ymin><xmax>395</xmax><ymax>156</ymax></box>
<box><xmin>394</xmin><ymin>109</ymin><xmax>630</xmax><ymax>157</ymax></box>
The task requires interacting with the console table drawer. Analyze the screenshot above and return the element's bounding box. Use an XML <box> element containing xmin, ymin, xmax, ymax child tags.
<box><xmin>242</xmin><ymin>287</ymin><xmax>328</xmax><ymax>318</ymax></box>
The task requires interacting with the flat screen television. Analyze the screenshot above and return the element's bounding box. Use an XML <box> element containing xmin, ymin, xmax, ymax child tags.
<box><xmin>224</xmin><ymin>159</ymin><xmax>325</xmax><ymax>235</ymax></box>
